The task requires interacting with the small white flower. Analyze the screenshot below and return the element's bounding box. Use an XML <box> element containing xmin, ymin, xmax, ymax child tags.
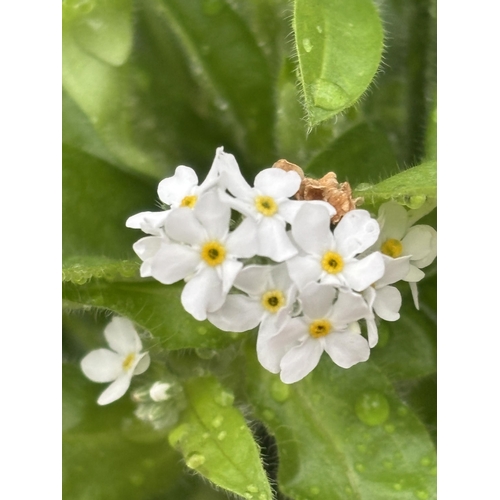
<box><xmin>157</xmin><ymin>147</ymin><xmax>223</xmax><ymax>209</ymax></box>
<box><xmin>258</xmin><ymin>282</ymin><xmax>371</xmax><ymax>384</ymax></box>
<box><xmin>374</xmin><ymin>201</ymin><xmax>437</xmax><ymax>308</ymax></box>
<box><xmin>218</xmin><ymin>152</ymin><xmax>328</xmax><ymax>262</ymax></box>
<box><xmin>363</xmin><ymin>255</ymin><xmax>410</xmax><ymax>347</ymax></box>
<box><xmin>287</xmin><ymin>203</ymin><xmax>385</xmax><ymax>292</ymax></box>
<box><xmin>149</xmin><ymin>381</ymin><xmax>172</xmax><ymax>402</ymax></box>
<box><xmin>208</xmin><ymin>264</ymin><xmax>298</xmax><ymax>366</ymax></box>
<box><xmin>150</xmin><ymin>190</ymin><xmax>258</xmax><ymax>320</ymax></box>
<box><xmin>81</xmin><ymin>317</ymin><xmax>151</xmax><ymax>405</ymax></box>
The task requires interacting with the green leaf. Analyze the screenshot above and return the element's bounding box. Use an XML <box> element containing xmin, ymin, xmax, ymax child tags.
<box><xmin>62</xmin><ymin>144</ymin><xmax>155</xmax><ymax>261</ymax></box>
<box><xmin>354</xmin><ymin>161</ymin><xmax>437</xmax><ymax>210</ymax></box>
<box><xmin>62</xmin><ymin>279</ymin><xmax>242</xmax><ymax>350</ymax></box>
<box><xmin>245</xmin><ymin>347</ymin><xmax>437</xmax><ymax>500</ymax></box>
<box><xmin>293</xmin><ymin>0</ymin><xmax>384</xmax><ymax>127</ymax></box>
<box><xmin>304</xmin><ymin>122</ymin><xmax>398</xmax><ymax>186</ymax></box>
<box><xmin>168</xmin><ymin>376</ymin><xmax>272</xmax><ymax>500</ymax></box>
<box><xmin>63</xmin><ymin>363</ymin><xmax>183</xmax><ymax>500</ymax></box>
<box><xmin>63</xmin><ymin>0</ymin><xmax>133</xmax><ymax>67</ymax></box>
<box><xmin>63</xmin><ymin>256</ymin><xmax>140</xmax><ymax>285</ymax></box>
<box><xmin>425</xmin><ymin>94</ymin><xmax>437</xmax><ymax>161</ymax></box>
<box><xmin>149</xmin><ymin>0</ymin><xmax>275</xmax><ymax>168</ymax></box>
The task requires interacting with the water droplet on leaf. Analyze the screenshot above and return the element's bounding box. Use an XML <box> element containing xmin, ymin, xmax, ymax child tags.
<box><xmin>217</xmin><ymin>431</ymin><xmax>227</xmax><ymax>441</ymax></box>
<box><xmin>311</xmin><ymin>79</ymin><xmax>350</xmax><ymax>112</ymax></box>
<box><xmin>215</xmin><ymin>390</ymin><xmax>234</xmax><ymax>407</ymax></box>
<box><xmin>355</xmin><ymin>390</ymin><xmax>390</xmax><ymax>426</ymax></box>
<box><xmin>186</xmin><ymin>453</ymin><xmax>206</xmax><ymax>469</ymax></box>
<box><xmin>211</xmin><ymin>415</ymin><xmax>224</xmax><ymax>428</ymax></box>
<box><xmin>302</xmin><ymin>38</ymin><xmax>313</xmax><ymax>52</ymax></box>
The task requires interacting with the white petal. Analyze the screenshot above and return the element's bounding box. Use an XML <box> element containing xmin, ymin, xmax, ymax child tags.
<box><xmin>342</xmin><ymin>252</ymin><xmax>385</xmax><ymax>292</ymax></box>
<box><xmin>378</xmin><ymin>201</ymin><xmax>408</xmax><ymax>240</ymax></box>
<box><xmin>402</xmin><ymin>225</ymin><xmax>434</xmax><ymax>261</ymax></box>
<box><xmin>323</xmin><ymin>332</ymin><xmax>370</xmax><ymax>369</ymax></box>
<box><xmin>181</xmin><ymin>268</ymin><xmax>223</xmax><ymax>321</ymax></box>
<box><xmin>104</xmin><ymin>317</ymin><xmax>142</xmax><ymax>354</ymax></box>
<box><xmin>208</xmin><ymin>295</ymin><xmax>262</xmax><ymax>332</ymax></box>
<box><xmin>80</xmin><ymin>349</ymin><xmax>122</xmax><ymax>382</ymax></box>
<box><xmin>300</xmin><ymin>282</ymin><xmax>336</xmax><ymax>319</ymax></box>
<box><xmin>257</xmin><ymin>217</ymin><xmax>298</xmax><ymax>262</ymax></box>
<box><xmin>126</xmin><ymin>211</ymin><xmax>169</xmax><ymax>235</ymax></box>
<box><xmin>97</xmin><ymin>373</ymin><xmax>133</xmax><ymax>405</ymax></box>
<box><xmin>133</xmin><ymin>352</ymin><xmax>151</xmax><ymax>375</ymax></box>
<box><xmin>194</xmin><ymin>190</ymin><xmax>231</xmax><ymax>240</ymax></box>
<box><xmin>366</xmin><ymin>318</ymin><xmax>378</xmax><ymax>348</ymax></box>
<box><xmin>291</xmin><ymin>203</ymin><xmax>334</xmax><ymax>255</ymax></box>
<box><xmin>409</xmin><ymin>282</ymin><xmax>420</xmax><ymax>310</ymax></box>
<box><xmin>158</xmin><ymin>166</ymin><xmax>198</xmax><ymax>206</ymax></box>
<box><xmin>286</xmin><ymin>255</ymin><xmax>322</xmax><ymax>290</ymax></box>
<box><xmin>376</xmin><ymin>255</ymin><xmax>411</xmax><ymax>287</ymax></box>
<box><xmin>225</xmin><ymin>217</ymin><xmax>258</xmax><ymax>258</ymax></box>
<box><xmin>133</xmin><ymin>236</ymin><xmax>163</xmax><ymax>261</ymax></box>
<box><xmin>280</xmin><ymin>199</ymin><xmax>336</xmax><ymax>224</ymax></box>
<box><xmin>335</xmin><ymin>210</ymin><xmax>380</xmax><ymax>258</ymax></box>
<box><xmin>279</xmin><ymin>338</ymin><xmax>324</xmax><ymax>384</ymax></box>
<box><xmin>408</xmin><ymin>225</ymin><xmax>437</xmax><ymax>268</ymax></box>
<box><xmin>220</xmin><ymin>259</ymin><xmax>243</xmax><ymax>295</ymax></box>
<box><xmin>363</xmin><ymin>286</ymin><xmax>377</xmax><ymax>310</ymax></box>
<box><xmin>219</xmin><ymin>154</ymin><xmax>253</xmax><ymax>200</ymax></box>
<box><xmin>254</xmin><ymin>168</ymin><xmax>301</xmax><ymax>198</ymax></box>
<box><xmin>257</xmin><ymin>317</ymin><xmax>305</xmax><ymax>374</ymax></box>
<box><xmin>150</xmin><ymin>244</ymin><xmax>200</xmax><ymax>284</ymax></box>
<box><xmin>270</xmin><ymin>262</ymin><xmax>295</xmax><ymax>291</ymax></box>
<box><xmin>373</xmin><ymin>286</ymin><xmax>402</xmax><ymax>321</ymax></box>
<box><xmin>404</xmin><ymin>264</ymin><xmax>425</xmax><ymax>282</ymax></box>
<box><xmin>233</xmin><ymin>265</ymin><xmax>271</xmax><ymax>296</ymax></box>
<box><xmin>199</xmin><ymin>147</ymin><xmax>224</xmax><ymax>190</ymax></box>
<box><xmin>165</xmin><ymin>207</ymin><xmax>205</xmax><ymax>245</ymax></box>
<box><xmin>331</xmin><ymin>291</ymin><xmax>370</xmax><ymax>325</ymax></box>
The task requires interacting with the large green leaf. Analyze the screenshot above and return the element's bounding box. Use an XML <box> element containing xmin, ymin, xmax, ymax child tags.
<box><xmin>168</xmin><ymin>376</ymin><xmax>272</xmax><ymax>500</ymax></box>
<box><xmin>62</xmin><ymin>144</ymin><xmax>155</xmax><ymax>260</ymax></box>
<box><xmin>245</xmin><ymin>347</ymin><xmax>437</xmax><ymax>500</ymax></box>
<box><xmin>63</xmin><ymin>363</ymin><xmax>183</xmax><ymax>500</ymax></box>
<box><xmin>354</xmin><ymin>161</ymin><xmax>437</xmax><ymax>210</ymax></box>
<box><xmin>293</xmin><ymin>0</ymin><xmax>384</xmax><ymax>127</ymax></box>
<box><xmin>63</xmin><ymin>278</ymin><xmax>241</xmax><ymax>350</ymax></box>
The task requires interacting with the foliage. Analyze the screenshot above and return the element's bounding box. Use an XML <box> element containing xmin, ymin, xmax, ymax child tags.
<box><xmin>62</xmin><ymin>0</ymin><xmax>437</xmax><ymax>498</ymax></box>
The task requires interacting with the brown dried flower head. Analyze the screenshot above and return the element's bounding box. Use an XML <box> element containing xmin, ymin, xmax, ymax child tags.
<box><xmin>273</xmin><ymin>159</ymin><xmax>363</xmax><ymax>224</ymax></box>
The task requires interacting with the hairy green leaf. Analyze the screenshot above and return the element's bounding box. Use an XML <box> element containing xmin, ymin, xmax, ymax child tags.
<box><xmin>293</xmin><ymin>0</ymin><xmax>384</xmax><ymax>127</ymax></box>
<box><xmin>354</xmin><ymin>161</ymin><xmax>437</xmax><ymax>210</ymax></box>
<box><xmin>245</xmin><ymin>348</ymin><xmax>437</xmax><ymax>500</ymax></box>
<box><xmin>168</xmin><ymin>376</ymin><xmax>272</xmax><ymax>500</ymax></box>
<box><xmin>63</xmin><ymin>257</ymin><xmax>140</xmax><ymax>285</ymax></box>
<box><xmin>63</xmin><ymin>279</ymin><xmax>241</xmax><ymax>350</ymax></box>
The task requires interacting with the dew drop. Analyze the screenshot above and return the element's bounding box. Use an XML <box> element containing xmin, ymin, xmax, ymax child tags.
<box><xmin>354</xmin><ymin>182</ymin><xmax>373</xmax><ymax>192</ymax></box>
<box><xmin>217</xmin><ymin>431</ymin><xmax>227</xmax><ymax>441</ymax></box>
<box><xmin>302</xmin><ymin>38</ymin><xmax>313</xmax><ymax>52</ymax></box>
<box><xmin>129</xmin><ymin>473</ymin><xmax>144</xmax><ymax>486</ymax></box>
<box><xmin>215</xmin><ymin>390</ymin><xmax>234</xmax><ymax>407</ymax></box>
<box><xmin>262</xmin><ymin>409</ymin><xmax>275</xmax><ymax>421</ymax></box>
<box><xmin>211</xmin><ymin>415</ymin><xmax>224</xmax><ymax>428</ymax></box>
<box><xmin>311</xmin><ymin>79</ymin><xmax>350</xmax><ymax>111</ymax></box>
<box><xmin>243</xmin><ymin>494</ymin><xmax>253</xmax><ymax>500</ymax></box>
<box><xmin>407</xmin><ymin>195</ymin><xmax>427</xmax><ymax>210</ymax></box>
<box><xmin>202</xmin><ymin>0</ymin><xmax>224</xmax><ymax>15</ymax></box>
<box><xmin>202</xmin><ymin>432</ymin><xmax>210</xmax><ymax>439</ymax></box>
<box><xmin>416</xmin><ymin>491</ymin><xmax>429</xmax><ymax>499</ymax></box>
<box><xmin>247</xmin><ymin>485</ymin><xmax>259</xmax><ymax>493</ymax></box>
<box><xmin>197</xmin><ymin>326</ymin><xmax>207</xmax><ymax>335</ymax></box>
<box><xmin>310</xmin><ymin>486</ymin><xmax>320</xmax><ymax>495</ymax></box>
<box><xmin>258</xmin><ymin>494</ymin><xmax>267</xmax><ymax>500</ymax></box>
<box><xmin>316</xmin><ymin>25</ymin><xmax>323</xmax><ymax>33</ymax></box>
<box><xmin>384</xmin><ymin>424</ymin><xmax>395</xmax><ymax>434</ymax></box>
<box><xmin>355</xmin><ymin>390</ymin><xmax>390</xmax><ymax>426</ymax></box>
<box><xmin>186</xmin><ymin>453</ymin><xmax>206</xmax><ymax>469</ymax></box>
<box><xmin>270</xmin><ymin>379</ymin><xmax>291</xmax><ymax>403</ymax></box>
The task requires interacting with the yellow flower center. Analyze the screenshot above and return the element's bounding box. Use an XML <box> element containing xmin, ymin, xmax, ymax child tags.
<box><xmin>255</xmin><ymin>195</ymin><xmax>278</xmax><ymax>216</ymax></box>
<box><xmin>309</xmin><ymin>319</ymin><xmax>332</xmax><ymax>339</ymax></box>
<box><xmin>180</xmin><ymin>195</ymin><xmax>198</xmax><ymax>208</ymax></box>
<box><xmin>381</xmin><ymin>238</ymin><xmax>403</xmax><ymax>258</ymax></box>
<box><xmin>201</xmin><ymin>241</ymin><xmax>226</xmax><ymax>266</ymax></box>
<box><xmin>122</xmin><ymin>353</ymin><xmax>136</xmax><ymax>371</ymax></box>
<box><xmin>261</xmin><ymin>290</ymin><xmax>286</xmax><ymax>313</ymax></box>
<box><xmin>321</xmin><ymin>251</ymin><xmax>344</xmax><ymax>274</ymax></box>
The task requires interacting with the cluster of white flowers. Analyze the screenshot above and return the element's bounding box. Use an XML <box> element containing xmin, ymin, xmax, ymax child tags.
<box><xmin>81</xmin><ymin>148</ymin><xmax>436</xmax><ymax>403</ymax></box>
<box><xmin>126</xmin><ymin>148</ymin><xmax>437</xmax><ymax>385</ymax></box>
